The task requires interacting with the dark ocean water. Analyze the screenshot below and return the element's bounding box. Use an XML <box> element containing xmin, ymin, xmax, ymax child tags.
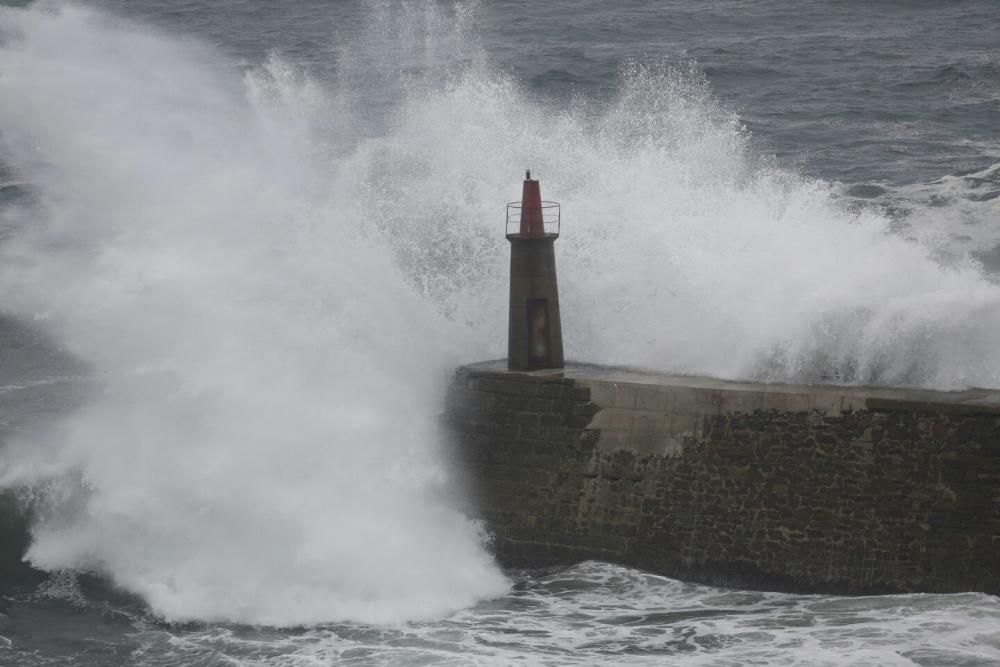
<box><xmin>63</xmin><ymin>0</ymin><xmax>1000</xmax><ymax>187</ymax></box>
<box><xmin>1</xmin><ymin>0</ymin><xmax>999</xmax><ymax>664</ymax></box>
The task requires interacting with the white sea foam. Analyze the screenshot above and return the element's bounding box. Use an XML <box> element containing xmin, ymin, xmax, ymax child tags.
<box><xmin>882</xmin><ymin>162</ymin><xmax>1000</xmax><ymax>257</ymax></box>
<box><xmin>118</xmin><ymin>562</ymin><xmax>1000</xmax><ymax>666</ymax></box>
<box><xmin>0</xmin><ymin>1</ymin><xmax>506</xmax><ymax>626</ymax></box>
<box><xmin>0</xmin><ymin>0</ymin><xmax>999</xmax><ymax>628</ymax></box>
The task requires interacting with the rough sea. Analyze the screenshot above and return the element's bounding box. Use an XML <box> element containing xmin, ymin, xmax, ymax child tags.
<box><xmin>0</xmin><ymin>0</ymin><xmax>999</xmax><ymax>664</ymax></box>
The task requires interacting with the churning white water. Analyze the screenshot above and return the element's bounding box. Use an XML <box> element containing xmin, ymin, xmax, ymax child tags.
<box><xmin>0</xmin><ymin>0</ymin><xmax>999</xmax><ymax>627</ymax></box>
<box><xmin>0</xmin><ymin>2</ymin><xmax>508</xmax><ymax>625</ymax></box>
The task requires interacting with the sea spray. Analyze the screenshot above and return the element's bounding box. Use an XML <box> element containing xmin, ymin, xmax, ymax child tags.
<box><xmin>363</xmin><ymin>55</ymin><xmax>1000</xmax><ymax>388</ymax></box>
<box><xmin>0</xmin><ymin>2</ymin><xmax>507</xmax><ymax>625</ymax></box>
<box><xmin>2</xmin><ymin>0</ymin><xmax>1000</xmax><ymax>627</ymax></box>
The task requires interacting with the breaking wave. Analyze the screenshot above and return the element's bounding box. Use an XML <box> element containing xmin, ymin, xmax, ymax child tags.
<box><xmin>0</xmin><ymin>0</ymin><xmax>999</xmax><ymax>625</ymax></box>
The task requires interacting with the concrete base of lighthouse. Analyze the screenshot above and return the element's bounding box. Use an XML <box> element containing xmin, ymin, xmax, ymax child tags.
<box><xmin>507</xmin><ymin>235</ymin><xmax>563</xmax><ymax>371</ymax></box>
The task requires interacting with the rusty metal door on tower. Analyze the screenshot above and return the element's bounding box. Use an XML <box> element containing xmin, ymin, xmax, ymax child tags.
<box><xmin>527</xmin><ymin>298</ymin><xmax>549</xmax><ymax>365</ymax></box>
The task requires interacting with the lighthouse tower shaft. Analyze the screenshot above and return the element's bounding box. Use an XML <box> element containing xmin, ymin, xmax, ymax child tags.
<box><xmin>506</xmin><ymin>173</ymin><xmax>564</xmax><ymax>371</ymax></box>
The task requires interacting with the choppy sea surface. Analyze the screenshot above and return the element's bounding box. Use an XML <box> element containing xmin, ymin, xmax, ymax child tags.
<box><xmin>2</xmin><ymin>563</ymin><xmax>1000</xmax><ymax>666</ymax></box>
<box><xmin>0</xmin><ymin>0</ymin><xmax>999</xmax><ymax>664</ymax></box>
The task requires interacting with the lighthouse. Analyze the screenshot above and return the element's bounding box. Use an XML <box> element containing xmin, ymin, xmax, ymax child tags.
<box><xmin>506</xmin><ymin>171</ymin><xmax>564</xmax><ymax>371</ymax></box>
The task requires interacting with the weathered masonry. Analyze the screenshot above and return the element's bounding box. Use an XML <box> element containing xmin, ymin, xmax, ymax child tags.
<box><xmin>445</xmin><ymin>360</ymin><xmax>1000</xmax><ymax>595</ymax></box>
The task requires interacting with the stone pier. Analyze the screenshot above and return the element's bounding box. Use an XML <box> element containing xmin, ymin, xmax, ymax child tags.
<box><xmin>444</xmin><ymin>361</ymin><xmax>1000</xmax><ymax>595</ymax></box>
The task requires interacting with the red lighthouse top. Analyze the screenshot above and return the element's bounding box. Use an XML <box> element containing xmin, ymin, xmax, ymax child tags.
<box><xmin>506</xmin><ymin>170</ymin><xmax>560</xmax><ymax>240</ymax></box>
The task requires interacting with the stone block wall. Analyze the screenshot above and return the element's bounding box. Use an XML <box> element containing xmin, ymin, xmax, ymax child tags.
<box><xmin>444</xmin><ymin>361</ymin><xmax>1000</xmax><ymax>595</ymax></box>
